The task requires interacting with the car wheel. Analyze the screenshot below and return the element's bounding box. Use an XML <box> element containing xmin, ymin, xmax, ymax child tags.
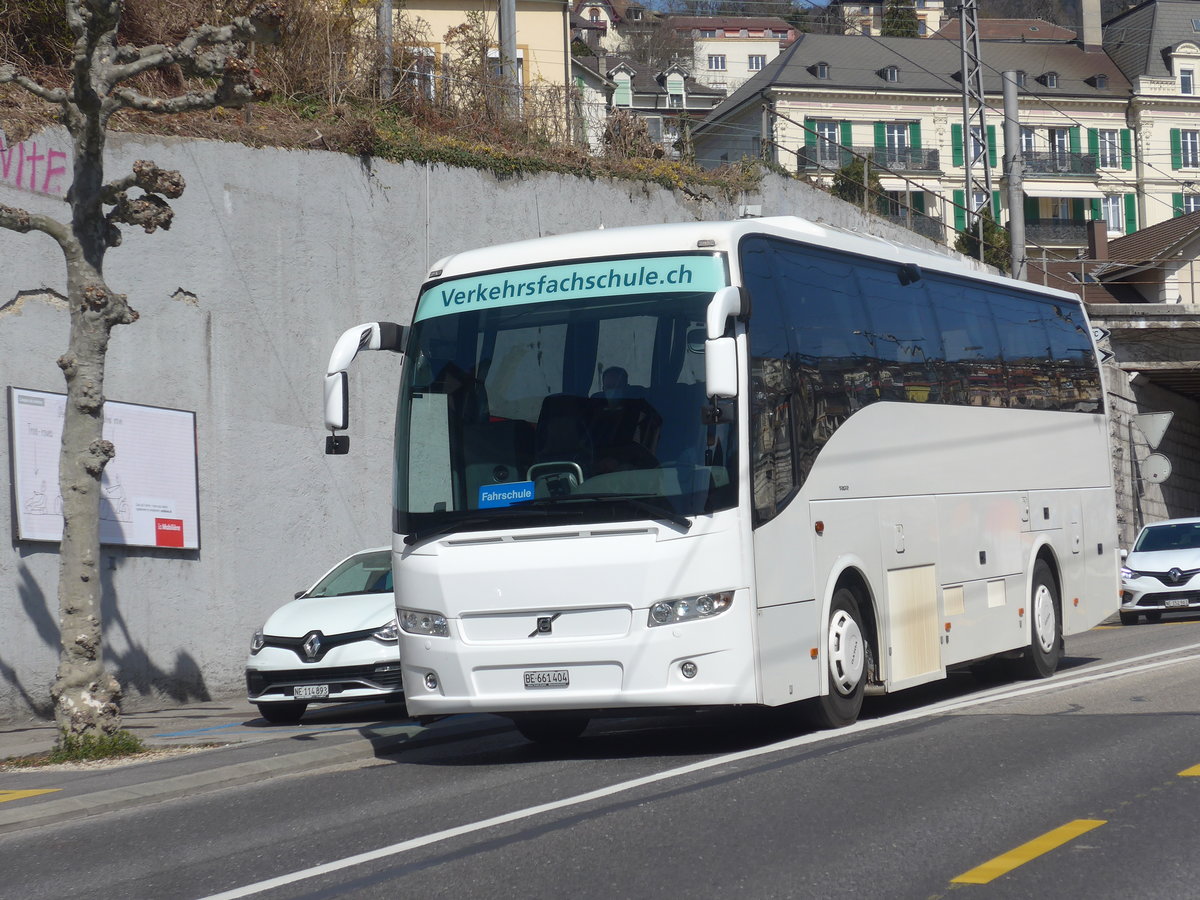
<box><xmin>809</xmin><ymin>586</ymin><xmax>868</xmax><ymax>729</ymax></box>
<box><xmin>1119</xmin><ymin>610</ymin><xmax>1139</xmax><ymax>626</ymax></box>
<box><xmin>257</xmin><ymin>701</ymin><xmax>307</xmax><ymax>724</ymax></box>
<box><xmin>1145</xmin><ymin>611</ymin><xmax>1163</xmax><ymax>623</ymax></box>
<box><xmin>1005</xmin><ymin>560</ymin><xmax>1061</xmax><ymax>679</ymax></box>
<box><xmin>511</xmin><ymin>713</ymin><xmax>589</xmax><ymax>745</ymax></box>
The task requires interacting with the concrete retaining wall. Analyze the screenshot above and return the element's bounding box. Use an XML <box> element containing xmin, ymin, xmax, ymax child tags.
<box><xmin>1</xmin><ymin>129</ymin><xmax>954</xmax><ymax>723</ymax></box>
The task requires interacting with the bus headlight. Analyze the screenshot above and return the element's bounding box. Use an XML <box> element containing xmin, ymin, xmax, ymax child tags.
<box><xmin>647</xmin><ymin>591</ymin><xmax>733</xmax><ymax>627</ymax></box>
<box><xmin>399</xmin><ymin>608</ymin><xmax>449</xmax><ymax>637</ymax></box>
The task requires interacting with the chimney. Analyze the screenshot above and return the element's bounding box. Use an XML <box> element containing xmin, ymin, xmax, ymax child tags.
<box><xmin>1081</xmin><ymin>0</ymin><xmax>1103</xmax><ymax>51</ymax></box>
<box><xmin>1087</xmin><ymin>219</ymin><xmax>1108</xmax><ymax>260</ymax></box>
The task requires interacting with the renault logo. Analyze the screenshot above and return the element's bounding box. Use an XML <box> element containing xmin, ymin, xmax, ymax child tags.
<box><xmin>529</xmin><ymin>613</ymin><xmax>561</xmax><ymax>638</ymax></box>
<box><xmin>1169</xmin><ymin>568</ymin><xmax>1185</xmax><ymax>585</ymax></box>
<box><xmin>303</xmin><ymin>632</ymin><xmax>323</xmax><ymax>661</ymax></box>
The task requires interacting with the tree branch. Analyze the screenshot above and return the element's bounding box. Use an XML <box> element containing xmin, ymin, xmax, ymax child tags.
<box><xmin>0</xmin><ymin>203</ymin><xmax>73</xmax><ymax>247</ymax></box>
<box><xmin>0</xmin><ymin>65</ymin><xmax>70</xmax><ymax>105</ymax></box>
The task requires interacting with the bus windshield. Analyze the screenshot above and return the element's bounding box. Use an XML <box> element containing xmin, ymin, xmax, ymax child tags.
<box><xmin>394</xmin><ymin>253</ymin><xmax>737</xmax><ymax>537</ymax></box>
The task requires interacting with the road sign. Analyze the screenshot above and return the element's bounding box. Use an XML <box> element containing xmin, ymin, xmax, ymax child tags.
<box><xmin>1143</xmin><ymin>453</ymin><xmax>1172</xmax><ymax>484</ymax></box>
<box><xmin>1134</xmin><ymin>411</ymin><xmax>1173</xmax><ymax>450</ymax></box>
<box><xmin>1091</xmin><ymin>326</ymin><xmax>1111</xmax><ymax>343</ymax></box>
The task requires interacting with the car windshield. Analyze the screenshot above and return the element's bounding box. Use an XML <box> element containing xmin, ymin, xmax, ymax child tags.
<box><xmin>308</xmin><ymin>550</ymin><xmax>393</xmax><ymax>597</ymax></box>
<box><xmin>1133</xmin><ymin>522</ymin><xmax>1200</xmax><ymax>553</ymax></box>
<box><xmin>393</xmin><ymin>253</ymin><xmax>737</xmax><ymax>537</ymax></box>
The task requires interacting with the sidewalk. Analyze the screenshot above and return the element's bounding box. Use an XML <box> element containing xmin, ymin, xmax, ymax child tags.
<box><xmin>0</xmin><ymin>697</ymin><xmax>505</xmax><ymax>835</ymax></box>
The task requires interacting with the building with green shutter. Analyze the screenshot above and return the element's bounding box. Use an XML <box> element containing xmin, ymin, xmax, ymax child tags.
<box><xmin>690</xmin><ymin>0</ymin><xmax>1200</xmax><ymax>258</ymax></box>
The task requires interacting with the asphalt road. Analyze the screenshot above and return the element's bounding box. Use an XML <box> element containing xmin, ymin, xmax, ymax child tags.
<box><xmin>3</xmin><ymin>616</ymin><xmax>1199</xmax><ymax>900</ymax></box>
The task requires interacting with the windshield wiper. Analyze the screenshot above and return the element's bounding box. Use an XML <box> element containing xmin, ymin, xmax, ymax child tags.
<box><xmin>513</xmin><ymin>493</ymin><xmax>691</xmax><ymax>531</ymax></box>
<box><xmin>403</xmin><ymin>507</ymin><xmax>563</xmax><ymax>546</ymax></box>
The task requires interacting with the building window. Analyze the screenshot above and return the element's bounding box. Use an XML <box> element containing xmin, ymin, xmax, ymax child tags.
<box><xmin>972</xmin><ymin>190</ymin><xmax>990</xmax><ymax>215</ymax></box>
<box><xmin>885</xmin><ymin>122</ymin><xmax>909</xmax><ymax>166</ymax></box>
<box><xmin>1185</xmin><ymin>194</ymin><xmax>1200</xmax><ymax>213</ymax></box>
<box><xmin>699</xmin><ymin>29</ymin><xmax>716</xmax><ymax>37</ymax></box>
<box><xmin>1192</xmin><ymin>17</ymin><xmax>1200</xmax><ymax>31</ymax></box>
<box><xmin>589</xmin><ymin>8</ymin><xmax>600</xmax><ymax>21</ymax></box>
<box><xmin>1101</xmin><ymin>194</ymin><xmax>1123</xmax><ymax>231</ymax></box>
<box><xmin>816</xmin><ymin>62</ymin><xmax>830</xmax><ymax>79</ymax></box>
<box><xmin>1098</xmin><ymin>129</ymin><xmax>1120</xmax><ymax>168</ymax></box>
<box><xmin>1183</xmin><ymin>69</ymin><xmax>1195</xmax><ymax>95</ymax></box>
<box><xmin>816</xmin><ymin>120</ymin><xmax>840</xmax><ymax>167</ymax></box>
<box><xmin>708</xmin><ymin>55</ymin><xmax>726</xmax><ymax>71</ymax></box>
<box><xmin>1015</xmin><ymin>70</ymin><xmax>1027</xmax><ymax>87</ymax></box>
<box><xmin>1183</xmin><ymin>130</ymin><xmax>1200</xmax><ymax>167</ymax></box>
<box><xmin>883</xmin><ymin>65</ymin><xmax>899</xmax><ymax>82</ymax></box>
<box><xmin>1095</xmin><ymin>73</ymin><xmax>1108</xmax><ymax>89</ymax></box>
<box><xmin>748</xmin><ymin>55</ymin><xmax>766</xmax><ymax>71</ymax></box>
<box><xmin>918</xmin><ymin>20</ymin><xmax>927</xmax><ymax>35</ymax></box>
<box><xmin>1049</xmin><ymin>197</ymin><xmax>1069</xmax><ymax>220</ymax></box>
<box><xmin>628</xmin><ymin>8</ymin><xmax>642</xmax><ymax>20</ymax></box>
<box><xmin>969</xmin><ymin>125</ymin><xmax>987</xmax><ymax>164</ymax></box>
<box><xmin>1049</xmin><ymin>127</ymin><xmax>1071</xmax><ymax>168</ymax></box>
<box><xmin>1020</xmin><ymin>126</ymin><xmax>1036</xmax><ymax>155</ymax></box>
<box><xmin>1045</xmin><ymin>72</ymin><xmax>1058</xmax><ymax>88</ymax></box>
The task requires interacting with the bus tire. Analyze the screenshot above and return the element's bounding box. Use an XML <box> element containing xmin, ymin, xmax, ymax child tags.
<box><xmin>1007</xmin><ymin>559</ymin><xmax>1062</xmax><ymax>679</ymax></box>
<box><xmin>810</xmin><ymin>587</ymin><xmax>867</xmax><ymax>729</ymax></box>
<box><xmin>512</xmin><ymin>713</ymin><xmax>589</xmax><ymax>745</ymax></box>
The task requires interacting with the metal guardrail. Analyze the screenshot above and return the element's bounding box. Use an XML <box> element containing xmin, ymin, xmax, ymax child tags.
<box><xmin>1021</xmin><ymin>151</ymin><xmax>1098</xmax><ymax>177</ymax></box>
<box><xmin>1025</xmin><ymin>221</ymin><xmax>1088</xmax><ymax>245</ymax></box>
<box><xmin>796</xmin><ymin>146</ymin><xmax>941</xmax><ymax>174</ymax></box>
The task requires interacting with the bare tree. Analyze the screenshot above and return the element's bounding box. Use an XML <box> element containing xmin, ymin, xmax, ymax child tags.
<box><xmin>0</xmin><ymin>0</ymin><xmax>282</xmax><ymax>745</ymax></box>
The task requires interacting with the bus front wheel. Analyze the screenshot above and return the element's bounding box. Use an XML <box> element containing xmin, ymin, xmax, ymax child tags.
<box><xmin>810</xmin><ymin>587</ymin><xmax>867</xmax><ymax>728</ymax></box>
<box><xmin>1007</xmin><ymin>560</ymin><xmax>1062</xmax><ymax>679</ymax></box>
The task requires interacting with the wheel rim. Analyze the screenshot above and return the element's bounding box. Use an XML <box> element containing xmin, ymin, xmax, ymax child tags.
<box><xmin>1032</xmin><ymin>583</ymin><xmax>1056</xmax><ymax>654</ymax></box>
<box><xmin>828</xmin><ymin>608</ymin><xmax>865</xmax><ymax>695</ymax></box>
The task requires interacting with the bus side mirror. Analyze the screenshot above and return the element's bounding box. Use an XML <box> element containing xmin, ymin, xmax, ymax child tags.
<box><xmin>707</xmin><ymin>286</ymin><xmax>743</xmax><ymax>340</ymax></box>
<box><xmin>706</xmin><ymin>337</ymin><xmax>737</xmax><ymax>399</ymax></box>
<box><xmin>325</xmin><ymin>370</ymin><xmax>349</xmax><ymax>431</ymax></box>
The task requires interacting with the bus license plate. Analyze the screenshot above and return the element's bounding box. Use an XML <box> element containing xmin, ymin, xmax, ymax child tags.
<box><xmin>295</xmin><ymin>684</ymin><xmax>330</xmax><ymax>700</ymax></box>
<box><xmin>1164</xmin><ymin>598</ymin><xmax>1190</xmax><ymax>608</ymax></box>
<box><xmin>524</xmin><ymin>669</ymin><xmax>569</xmax><ymax>689</ymax></box>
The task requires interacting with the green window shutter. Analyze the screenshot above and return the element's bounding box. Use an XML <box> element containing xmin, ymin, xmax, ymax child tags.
<box><xmin>909</xmin><ymin>121</ymin><xmax>922</xmax><ymax>149</ymax></box>
<box><xmin>1173</xmin><ymin>192</ymin><xmax>1184</xmax><ymax>216</ymax></box>
<box><xmin>804</xmin><ymin>118</ymin><xmax>816</xmax><ymax>147</ymax></box>
<box><xmin>614</xmin><ymin>80</ymin><xmax>631</xmax><ymax>106</ymax></box>
<box><xmin>840</xmin><ymin>121</ymin><xmax>853</xmax><ymax>148</ymax></box>
<box><xmin>1070</xmin><ymin>198</ymin><xmax>1086</xmax><ymax>222</ymax></box>
<box><xmin>987</xmin><ymin>125</ymin><xmax>998</xmax><ymax>167</ymax></box>
<box><xmin>1087</xmin><ymin>128</ymin><xmax>1099</xmax><ymax>161</ymax></box>
<box><xmin>951</xmin><ymin>123</ymin><xmax>963</xmax><ymax>166</ymax></box>
<box><xmin>1068</xmin><ymin>126</ymin><xmax>1081</xmax><ymax>155</ymax></box>
<box><xmin>913</xmin><ymin>192</ymin><xmax>926</xmax><ymax>214</ymax></box>
<box><xmin>992</xmin><ymin>190</ymin><xmax>1001</xmax><ymax>218</ymax></box>
<box><xmin>1171</xmin><ymin>129</ymin><xmax>1182</xmax><ymax>169</ymax></box>
<box><xmin>874</xmin><ymin>121</ymin><xmax>886</xmax><ymax>149</ymax></box>
<box><xmin>953</xmin><ymin>189</ymin><xmax>966</xmax><ymax>232</ymax></box>
<box><xmin>1090</xmin><ymin>198</ymin><xmax>1102</xmax><ymax>221</ymax></box>
<box><xmin>1120</xmin><ymin>129</ymin><xmax>1133</xmax><ymax>170</ymax></box>
<box><xmin>1024</xmin><ymin>196</ymin><xmax>1041</xmax><ymax>223</ymax></box>
<box><xmin>1124</xmin><ymin>193</ymin><xmax>1137</xmax><ymax>231</ymax></box>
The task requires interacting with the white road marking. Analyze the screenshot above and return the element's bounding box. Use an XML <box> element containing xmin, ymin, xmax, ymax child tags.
<box><xmin>198</xmin><ymin>642</ymin><xmax>1200</xmax><ymax>900</ymax></box>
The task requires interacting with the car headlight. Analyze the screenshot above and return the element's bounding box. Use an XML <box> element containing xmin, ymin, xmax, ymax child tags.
<box><xmin>398</xmin><ymin>608</ymin><xmax>449</xmax><ymax>637</ymax></box>
<box><xmin>648</xmin><ymin>591</ymin><xmax>734</xmax><ymax>627</ymax></box>
<box><xmin>1120</xmin><ymin>566</ymin><xmax>1138</xmax><ymax>579</ymax></box>
<box><xmin>372</xmin><ymin>617</ymin><xmax>400</xmax><ymax>642</ymax></box>
<box><xmin>250</xmin><ymin>628</ymin><xmax>265</xmax><ymax>654</ymax></box>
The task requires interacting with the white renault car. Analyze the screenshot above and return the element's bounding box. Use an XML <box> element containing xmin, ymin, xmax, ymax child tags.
<box><xmin>246</xmin><ymin>547</ymin><xmax>403</xmax><ymax>723</ymax></box>
<box><xmin>1120</xmin><ymin>517</ymin><xmax>1200</xmax><ymax>625</ymax></box>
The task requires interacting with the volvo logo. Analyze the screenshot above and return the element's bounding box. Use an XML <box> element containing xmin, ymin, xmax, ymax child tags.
<box><xmin>303</xmin><ymin>632</ymin><xmax>323</xmax><ymax>661</ymax></box>
<box><xmin>529</xmin><ymin>613</ymin><xmax>561</xmax><ymax>637</ymax></box>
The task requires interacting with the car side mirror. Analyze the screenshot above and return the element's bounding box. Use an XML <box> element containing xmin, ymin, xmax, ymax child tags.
<box><xmin>1119</xmin><ymin>548</ymin><xmax>1128</xmax><ymax>560</ymax></box>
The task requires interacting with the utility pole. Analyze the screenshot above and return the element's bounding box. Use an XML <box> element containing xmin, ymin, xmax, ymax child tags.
<box><xmin>499</xmin><ymin>0</ymin><xmax>519</xmax><ymax>115</ymax></box>
<box><xmin>1003</xmin><ymin>70</ymin><xmax>1026</xmax><ymax>278</ymax></box>
<box><xmin>959</xmin><ymin>0</ymin><xmax>993</xmax><ymax>251</ymax></box>
<box><xmin>379</xmin><ymin>0</ymin><xmax>394</xmax><ymax>100</ymax></box>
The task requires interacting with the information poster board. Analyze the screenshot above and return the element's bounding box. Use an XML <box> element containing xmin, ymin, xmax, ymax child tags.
<box><xmin>9</xmin><ymin>387</ymin><xmax>200</xmax><ymax>548</ymax></box>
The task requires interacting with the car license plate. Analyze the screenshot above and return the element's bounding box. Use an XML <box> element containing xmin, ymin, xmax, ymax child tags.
<box><xmin>294</xmin><ymin>684</ymin><xmax>330</xmax><ymax>700</ymax></box>
<box><xmin>1164</xmin><ymin>598</ymin><xmax>1190</xmax><ymax>608</ymax></box>
<box><xmin>524</xmin><ymin>669</ymin><xmax>569</xmax><ymax>689</ymax></box>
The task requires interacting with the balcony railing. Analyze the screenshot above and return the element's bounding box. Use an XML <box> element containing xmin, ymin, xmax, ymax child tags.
<box><xmin>796</xmin><ymin>145</ymin><xmax>941</xmax><ymax>174</ymax></box>
<box><xmin>1025</xmin><ymin>220</ymin><xmax>1088</xmax><ymax>245</ymax></box>
<box><xmin>1021</xmin><ymin>151</ymin><xmax>1098</xmax><ymax>177</ymax></box>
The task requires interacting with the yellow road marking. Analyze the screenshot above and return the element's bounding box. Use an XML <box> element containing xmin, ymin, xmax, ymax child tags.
<box><xmin>1180</xmin><ymin>764</ymin><xmax>1200</xmax><ymax>777</ymax></box>
<box><xmin>0</xmin><ymin>789</ymin><xmax>61</xmax><ymax>803</ymax></box>
<box><xmin>951</xmin><ymin>819</ymin><xmax>1106</xmax><ymax>885</ymax></box>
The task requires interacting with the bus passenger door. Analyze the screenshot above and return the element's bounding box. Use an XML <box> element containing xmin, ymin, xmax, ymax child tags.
<box><xmin>877</xmin><ymin>497</ymin><xmax>944</xmax><ymax>690</ymax></box>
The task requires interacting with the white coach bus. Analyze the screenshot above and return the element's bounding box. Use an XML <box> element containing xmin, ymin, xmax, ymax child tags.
<box><xmin>324</xmin><ymin>216</ymin><xmax>1119</xmax><ymax>742</ymax></box>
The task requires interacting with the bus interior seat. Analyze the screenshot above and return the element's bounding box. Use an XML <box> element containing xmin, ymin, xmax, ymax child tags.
<box><xmin>535</xmin><ymin>394</ymin><xmax>596</xmax><ymax>464</ymax></box>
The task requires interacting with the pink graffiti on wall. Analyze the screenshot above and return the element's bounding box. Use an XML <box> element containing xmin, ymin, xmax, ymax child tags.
<box><xmin>0</xmin><ymin>133</ymin><xmax>70</xmax><ymax>197</ymax></box>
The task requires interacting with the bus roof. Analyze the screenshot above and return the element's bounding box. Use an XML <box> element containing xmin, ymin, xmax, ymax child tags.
<box><xmin>425</xmin><ymin>216</ymin><xmax>1080</xmax><ymax>304</ymax></box>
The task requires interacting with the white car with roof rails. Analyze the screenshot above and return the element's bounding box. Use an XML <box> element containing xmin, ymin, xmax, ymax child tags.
<box><xmin>245</xmin><ymin>547</ymin><xmax>403</xmax><ymax>723</ymax></box>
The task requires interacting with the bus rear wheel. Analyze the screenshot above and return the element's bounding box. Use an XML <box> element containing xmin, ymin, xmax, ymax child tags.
<box><xmin>809</xmin><ymin>587</ymin><xmax>867</xmax><ymax>729</ymax></box>
<box><xmin>512</xmin><ymin>713</ymin><xmax>590</xmax><ymax>745</ymax></box>
<box><xmin>1006</xmin><ymin>560</ymin><xmax>1062</xmax><ymax>679</ymax></box>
